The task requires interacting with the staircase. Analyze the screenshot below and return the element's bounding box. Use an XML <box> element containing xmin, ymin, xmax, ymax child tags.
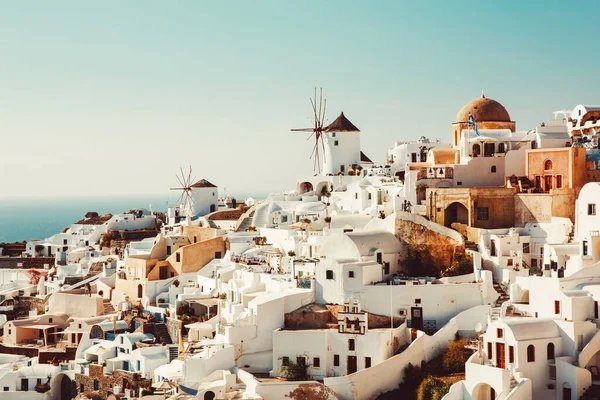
<box><xmin>102</xmin><ymin>299</ymin><xmax>116</xmax><ymax>314</ymax></box>
<box><xmin>168</xmin><ymin>345</ymin><xmax>179</xmax><ymax>362</ymax></box>
<box><xmin>493</xmin><ymin>283</ymin><xmax>510</xmax><ymax>307</ymax></box>
<box><xmin>509</xmin><ymin>376</ymin><xmax>518</xmax><ymax>390</ymax></box>
<box><xmin>236</xmin><ymin>217</ymin><xmax>254</xmax><ymax>232</ymax></box>
<box><xmin>154</xmin><ymin>323</ymin><xmax>173</xmax><ymax>344</ymax></box>
<box><xmin>251</xmin><ymin>201</ymin><xmax>270</xmax><ymax>228</ymax></box>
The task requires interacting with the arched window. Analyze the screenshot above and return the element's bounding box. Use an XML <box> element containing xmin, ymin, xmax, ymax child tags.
<box><xmin>472</xmin><ymin>144</ymin><xmax>481</xmax><ymax>157</ymax></box>
<box><xmin>531</xmin><ymin>140</ymin><xmax>538</xmax><ymax>149</ymax></box>
<box><xmin>137</xmin><ymin>284</ymin><xmax>143</xmax><ymax>298</ymax></box>
<box><xmin>544</xmin><ymin>159</ymin><xmax>553</xmax><ymax>170</ymax></box>
<box><xmin>547</xmin><ymin>342</ymin><xmax>555</xmax><ymax>360</ymax></box>
<box><xmin>491</xmin><ymin>166</ymin><xmax>497</xmax><ymax>173</ymax></box>
<box><xmin>498</xmin><ymin>143</ymin><xmax>505</xmax><ymax>153</ymax></box>
<box><xmin>527</xmin><ymin>345</ymin><xmax>535</xmax><ymax>362</ymax></box>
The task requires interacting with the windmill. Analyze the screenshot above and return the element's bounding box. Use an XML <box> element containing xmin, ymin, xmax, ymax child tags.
<box><xmin>291</xmin><ymin>87</ymin><xmax>327</xmax><ymax>173</ymax></box>
<box><xmin>170</xmin><ymin>166</ymin><xmax>196</xmax><ymax>218</ymax></box>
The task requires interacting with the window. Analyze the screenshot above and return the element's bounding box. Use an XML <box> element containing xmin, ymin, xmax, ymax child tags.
<box><xmin>332</xmin><ymin>132</ymin><xmax>336</xmax><ymax>137</ymax></box>
<box><xmin>595</xmin><ymin>301</ymin><xmax>599</xmax><ymax>319</ymax></box>
<box><xmin>193</xmin><ymin>236</ymin><xmax>197</xmax><ymax>243</ymax></box>
<box><xmin>411</xmin><ymin>153</ymin><xmax>417</xmax><ymax>163</ymax></box>
<box><xmin>282</xmin><ymin>356</ymin><xmax>290</xmax><ymax>366</ymax></box>
<box><xmin>477</xmin><ymin>207</ymin><xmax>489</xmax><ymax>220</ymax></box>
<box><xmin>554</xmin><ymin>300</ymin><xmax>561</xmax><ymax>314</ymax></box>
<box><xmin>334</xmin><ymin>140</ymin><xmax>339</xmax><ymax>146</ymax></box>
<box><xmin>526</xmin><ymin>345</ymin><xmax>535</xmax><ymax>362</ymax></box>
<box><xmin>497</xmin><ymin>328</ymin><xmax>503</xmax><ymax>338</ymax></box>
<box><xmin>49</xmin><ymin>318</ymin><xmax>53</xmax><ymax>323</ymax></box>
<box><xmin>355</xmin><ymin>193</ymin><xmax>358</xmax><ymax>200</ymax></box>
<box><xmin>531</xmin><ymin>140</ymin><xmax>538</xmax><ymax>149</ymax></box>
<box><xmin>415</xmin><ymin>298</ymin><xmax>421</xmax><ymax>304</ymax></box>
<box><xmin>313</xmin><ymin>357</ymin><xmax>320</xmax><ymax>368</ymax></box>
<box><xmin>589</xmin><ymin>204</ymin><xmax>597</xmax><ymax>216</ymax></box>
<box><xmin>584</xmin><ymin>240</ymin><xmax>589</xmax><ymax>256</ymax></box>
<box><xmin>63</xmin><ymin>239</ymin><xmax>68</xmax><ymax>245</ymax></box>
<box><xmin>334</xmin><ymin>354</ymin><xmax>340</xmax><ymax>366</ymax></box>
<box><xmin>509</xmin><ymin>346</ymin><xmax>515</xmax><ymax>364</ymax></box>
<box><xmin>487</xmin><ymin>342</ymin><xmax>493</xmax><ymax>358</ymax></box>
<box><xmin>176</xmin><ymin>253</ymin><xmax>180</xmax><ymax>263</ymax></box>
<box><xmin>523</xmin><ymin>242</ymin><xmax>530</xmax><ymax>254</ymax></box>
<box><xmin>166</xmin><ymin>246</ymin><xmax>171</xmax><ymax>255</ymax></box>
<box><xmin>547</xmin><ymin>342</ymin><xmax>555</xmax><ymax>360</ymax></box>
<box><xmin>507</xmin><ymin>259</ymin><xmax>513</xmax><ymax>266</ymax></box>
<box><xmin>348</xmin><ymin>271</ymin><xmax>355</xmax><ymax>278</ymax></box>
<box><xmin>384</xmin><ymin>262</ymin><xmax>390</xmax><ymax>275</ymax></box>
<box><xmin>93</xmin><ymin>379</ymin><xmax>100</xmax><ymax>391</ymax></box>
<box><xmin>37</xmin><ymin>379</ymin><xmax>42</xmax><ymax>385</ymax></box>
<box><xmin>544</xmin><ymin>159</ymin><xmax>553</xmax><ymax>170</ymax></box>
<box><xmin>137</xmin><ymin>360</ymin><xmax>141</xmax><ymax>371</ymax></box>
<box><xmin>78</xmin><ymin>324</ymin><xmax>82</xmax><ymax>329</ymax></box>
<box><xmin>326</xmin><ymin>270</ymin><xmax>334</xmax><ymax>280</ymax></box>
<box><xmin>80</xmin><ymin>384</ymin><xmax>84</xmax><ymax>393</ymax></box>
<box><xmin>491</xmin><ymin>166</ymin><xmax>497</xmax><ymax>173</ymax></box>
<box><xmin>215</xmin><ymin>252</ymin><xmax>222</xmax><ymax>259</ymax></box>
<box><xmin>3</xmin><ymin>387</ymin><xmax>8</xmax><ymax>391</ymax></box>
<box><xmin>556</xmin><ymin>175</ymin><xmax>562</xmax><ymax>188</ymax></box>
<box><xmin>349</xmin><ymin>339</ymin><xmax>355</xmax><ymax>351</ymax></box>
<box><xmin>368</xmin><ymin>193</ymin><xmax>372</xmax><ymax>200</ymax></box>
<box><xmin>365</xmin><ymin>357</ymin><xmax>372</xmax><ymax>368</ymax></box>
<box><xmin>457</xmin><ymin>181</ymin><xmax>463</xmax><ymax>186</ymax></box>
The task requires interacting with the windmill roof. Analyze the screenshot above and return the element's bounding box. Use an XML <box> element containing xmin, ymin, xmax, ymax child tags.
<box><xmin>191</xmin><ymin>179</ymin><xmax>217</xmax><ymax>188</ymax></box>
<box><xmin>324</xmin><ymin>112</ymin><xmax>360</xmax><ymax>132</ymax></box>
<box><xmin>360</xmin><ymin>151</ymin><xmax>373</xmax><ymax>164</ymax></box>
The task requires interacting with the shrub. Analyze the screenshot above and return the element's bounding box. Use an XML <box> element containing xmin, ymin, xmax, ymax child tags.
<box><xmin>442</xmin><ymin>253</ymin><xmax>473</xmax><ymax>277</ymax></box>
<box><xmin>279</xmin><ymin>359</ymin><xmax>308</xmax><ymax>381</ymax></box>
<box><xmin>416</xmin><ymin>376</ymin><xmax>449</xmax><ymax>400</ymax></box>
<box><xmin>399</xmin><ymin>363</ymin><xmax>424</xmax><ymax>393</ymax></box>
<box><xmin>442</xmin><ymin>340</ymin><xmax>473</xmax><ymax>373</ymax></box>
<box><xmin>172</xmin><ymin>279</ymin><xmax>180</xmax><ymax>288</ymax></box>
<box><xmin>324</xmin><ymin>216</ymin><xmax>331</xmax><ymax>224</ymax></box>
<box><xmin>287</xmin><ymin>250</ymin><xmax>296</xmax><ymax>257</ymax></box>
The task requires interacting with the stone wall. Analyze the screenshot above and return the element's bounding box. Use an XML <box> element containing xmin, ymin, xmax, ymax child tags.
<box><xmin>395</xmin><ymin>212</ymin><xmax>464</xmax><ymax>276</ymax></box>
<box><xmin>74</xmin><ymin>364</ymin><xmax>149</xmax><ymax>399</ymax></box>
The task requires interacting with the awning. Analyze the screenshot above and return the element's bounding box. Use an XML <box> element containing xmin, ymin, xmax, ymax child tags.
<box><xmin>186</xmin><ymin>299</ymin><xmax>219</xmax><ymax>308</ymax></box>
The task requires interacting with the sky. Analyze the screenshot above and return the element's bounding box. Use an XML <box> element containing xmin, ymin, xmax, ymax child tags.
<box><xmin>1</xmin><ymin>0</ymin><xmax>600</xmax><ymax>199</ymax></box>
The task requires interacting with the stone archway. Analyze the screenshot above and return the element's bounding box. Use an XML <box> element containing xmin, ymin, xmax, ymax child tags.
<box><xmin>50</xmin><ymin>373</ymin><xmax>75</xmax><ymax>400</ymax></box>
<box><xmin>472</xmin><ymin>383</ymin><xmax>496</xmax><ymax>400</ymax></box>
<box><xmin>444</xmin><ymin>202</ymin><xmax>469</xmax><ymax>227</ymax></box>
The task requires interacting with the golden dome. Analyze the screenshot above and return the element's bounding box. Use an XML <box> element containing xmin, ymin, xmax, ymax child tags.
<box><xmin>455</xmin><ymin>95</ymin><xmax>511</xmax><ymax>123</ymax></box>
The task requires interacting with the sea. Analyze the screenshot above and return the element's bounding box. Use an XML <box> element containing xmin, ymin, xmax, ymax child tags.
<box><xmin>0</xmin><ymin>193</ymin><xmax>265</xmax><ymax>243</ymax></box>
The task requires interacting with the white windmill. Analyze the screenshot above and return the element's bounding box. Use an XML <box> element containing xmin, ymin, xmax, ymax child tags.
<box><xmin>170</xmin><ymin>166</ymin><xmax>197</xmax><ymax>222</ymax></box>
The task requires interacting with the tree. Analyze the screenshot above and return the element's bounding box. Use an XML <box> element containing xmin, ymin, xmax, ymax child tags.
<box><xmin>416</xmin><ymin>377</ymin><xmax>448</xmax><ymax>400</ymax></box>
<box><xmin>280</xmin><ymin>359</ymin><xmax>309</xmax><ymax>381</ymax></box>
<box><xmin>441</xmin><ymin>253</ymin><xmax>473</xmax><ymax>277</ymax></box>
<box><xmin>442</xmin><ymin>340</ymin><xmax>473</xmax><ymax>373</ymax></box>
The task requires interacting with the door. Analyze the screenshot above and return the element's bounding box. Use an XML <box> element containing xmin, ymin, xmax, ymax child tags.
<box><xmin>21</xmin><ymin>379</ymin><xmax>28</xmax><ymax>391</ymax></box>
<box><xmin>496</xmin><ymin>342</ymin><xmax>506</xmax><ymax>369</ymax></box>
<box><xmin>411</xmin><ymin>307</ymin><xmax>423</xmax><ymax>330</ymax></box>
<box><xmin>159</xmin><ymin>266</ymin><xmax>167</xmax><ymax>280</ymax></box>
<box><xmin>544</xmin><ymin>175</ymin><xmax>553</xmax><ymax>192</ymax></box>
<box><xmin>563</xmin><ymin>386</ymin><xmax>571</xmax><ymax>400</ymax></box>
<box><xmin>347</xmin><ymin>356</ymin><xmax>357</xmax><ymax>374</ymax></box>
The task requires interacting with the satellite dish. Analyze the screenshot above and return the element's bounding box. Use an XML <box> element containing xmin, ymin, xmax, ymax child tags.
<box><xmin>474</xmin><ymin>323</ymin><xmax>483</xmax><ymax>334</ymax></box>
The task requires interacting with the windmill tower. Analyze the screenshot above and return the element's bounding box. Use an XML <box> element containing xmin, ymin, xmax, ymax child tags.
<box><xmin>169</xmin><ymin>167</ymin><xmax>219</xmax><ymax>222</ymax></box>
<box><xmin>291</xmin><ymin>88</ymin><xmax>362</xmax><ymax>176</ymax></box>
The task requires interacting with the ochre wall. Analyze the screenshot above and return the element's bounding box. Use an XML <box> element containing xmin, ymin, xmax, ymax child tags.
<box><xmin>168</xmin><ymin>236</ymin><xmax>225</xmax><ymax>274</ymax></box>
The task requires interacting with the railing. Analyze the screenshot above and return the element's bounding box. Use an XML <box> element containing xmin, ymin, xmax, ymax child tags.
<box><xmin>296</xmin><ymin>278</ymin><xmax>312</xmax><ymax>289</ymax></box>
<box><xmin>407</xmin><ymin>319</ymin><xmax>436</xmax><ymax>333</ymax></box>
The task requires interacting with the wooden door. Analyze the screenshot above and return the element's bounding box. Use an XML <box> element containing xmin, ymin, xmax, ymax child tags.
<box><xmin>495</xmin><ymin>342</ymin><xmax>505</xmax><ymax>369</ymax></box>
<box><xmin>159</xmin><ymin>266</ymin><xmax>167</xmax><ymax>280</ymax></box>
<box><xmin>411</xmin><ymin>307</ymin><xmax>423</xmax><ymax>330</ymax></box>
<box><xmin>563</xmin><ymin>386</ymin><xmax>571</xmax><ymax>400</ymax></box>
<box><xmin>347</xmin><ymin>356</ymin><xmax>357</xmax><ymax>374</ymax></box>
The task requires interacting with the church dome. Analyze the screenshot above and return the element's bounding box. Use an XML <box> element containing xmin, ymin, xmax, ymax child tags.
<box><xmin>455</xmin><ymin>95</ymin><xmax>511</xmax><ymax>123</ymax></box>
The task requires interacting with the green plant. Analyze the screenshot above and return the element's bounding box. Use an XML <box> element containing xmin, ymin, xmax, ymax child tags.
<box><xmin>441</xmin><ymin>253</ymin><xmax>473</xmax><ymax>277</ymax></box>
<box><xmin>324</xmin><ymin>216</ymin><xmax>331</xmax><ymax>224</ymax></box>
<box><xmin>279</xmin><ymin>359</ymin><xmax>308</xmax><ymax>381</ymax></box>
<box><xmin>219</xmin><ymin>293</ymin><xmax>227</xmax><ymax>300</ymax></box>
<box><xmin>416</xmin><ymin>376</ymin><xmax>449</xmax><ymax>400</ymax></box>
<box><xmin>246</xmin><ymin>226</ymin><xmax>257</xmax><ymax>232</ymax></box>
<box><xmin>287</xmin><ymin>250</ymin><xmax>296</xmax><ymax>257</ymax></box>
<box><xmin>172</xmin><ymin>279</ymin><xmax>180</xmax><ymax>288</ymax></box>
<box><xmin>442</xmin><ymin>340</ymin><xmax>473</xmax><ymax>373</ymax></box>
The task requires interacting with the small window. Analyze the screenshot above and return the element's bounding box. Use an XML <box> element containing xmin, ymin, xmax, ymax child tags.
<box><xmin>477</xmin><ymin>207</ymin><xmax>489</xmax><ymax>220</ymax></box>
<box><xmin>348</xmin><ymin>271</ymin><xmax>355</xmax><ymax>278</ymax></box>
<box><xmin>527</xmin><ymin>345</ymin><xmax>535</xmax><ymax>362</ymax></box>
<box><xmin>487</xmin><ymin>342</ymin><xmax>493</xmax><ymax>358</ymax></box>
<box><xmin>166</xmin><ymin>246</ymin><xmax>171</xmax><ymax>255</ymax></box>
<box><xmin>326</xmin><ymin>270</ymin><xmax>334</xmax><ymax>280</ymax></box>
<box><xmin>193</xmin><ymin>236</ymin><xmax>197</xmax><ymax>243</ymax></box>
<box><xmin>457</xmin><ymin>181</ymin><xmax>463</xmax><ymax>186</ymax></box>
<box><xmin>282</xmin><ymin>356</ymin><xmax>290</xmax><ymax>366</ymax></box>
<box><xmin>80</xmin><ymin>384</ymin><xmax>84</xmax><ymax>393</ymax></box>
<box><xmin>49</xmin><ymin>318</ymin><xmax>53</xmax><ymax>323</ymax></box>
<box><xmin>171</xmin><ymin>272</ymin><xmax>175</xmax><ymax>277</ymax></box>
<box><xmin>3</xmin><ymin>387</ymin><xmax>8</xmax><ymax>391</ymax></box>
<box><xmin>355</xmin><ymin>193</ymin><xmax>358</xmax><ymax>200</ymax></box>
<box><xmin>79</xmin><ymin>324</ymin><xmax>82</xmax><ymax>329</ymax></box>
<box><xmin>215</xmin><ymin>252</ymin><xmax>222</xmax><ymax>259</ymax></box>
<box><xmin>94</xmin><ymin>379</ymin><xmax>100</xmax><ymax>391</ymax></box>
<box><xmin>365</xmin><ymin>357</ymin><xmax>371</xmax><ymax>368</ymax></box>
<box><xmin>332</xmin><ymin>132</ymin><xmax>336</xmax><ymax>138</ymax></box>
<box><xmin>554</xmin><ymin>300</ymin><xmax>560</xmax><ymax>314</ymax></box>
<box><xmin>507</xmin><ymin>258</ymin><xmax>513</xmax><ymax>266</ymax></box>
<box><xmin>491</xmin><ymin>166</ymin><xmax>497</xmax><ymax>173</ymax></box>
<box><xmin>556</xmin><ymin>175</ymin><xmax>562</xmax><ymax>188</ymax></box>
<box><xmin>544</xmin><ymin>159</ymin><xmax>553</xmax><ymax>170</ymax></box>
<box><xmin>313</xmin><ymin>357</ymin><xmax>320</xmax><ymax>368</ymax></box>
<box><xmin>63</xmin><ymin>239</ymin><xmax>68</xmax><ymax>245</ymax></box>
<box><xmin>415</xmin><ymin>298</ymin><xmax>421</xmax><ymax>304</ymax></box>
<box><xmin>547</xmin><ymin>342</ymin><xmax>555</xmax><ymax>360</ymax></box>
<box><xmin>523</xmin><ymin>243</ymin><xmax>530</xmax><ymax>254</ymax></box>
<box><xmin>349</xmin><ymin>339</ymin><xmax>355</xmax><ymax>351</ymax></box>
<box><xmin>368</xmin><ymin>193</ymin><xmax>372</xmax><ymax>200</ymax></box>
<box><xmin>509</xmin><ymin>345</ymin><xmax>515</xmax><ymax>364</ymax></box>
<box><xmin>589</xmin><ymin>204</ymin><xmax>597</xmax><ymax>216</ymax></box>
<box><xmin>334</xmin><ymin>354</ymin><xmax>340</xmax><ymax>366</ymax></box>
<box><xmin>497</xmin><ymin>328</ymin><xmax>503</xmax><ymax>338</ymax></box>
<box><xmin>334</xmin><ymin>140</ymin><xmax>339</xmax><ymax>146</ymax></box>
<box><xmin>384</xmin><ymin>262</ymin><xmax>390</xmax><ymax>275</ymax></box>
<box><xmin>176</xmin><ymin>253</ymin><xmax>181</xmax><ymax>262</ymax></box>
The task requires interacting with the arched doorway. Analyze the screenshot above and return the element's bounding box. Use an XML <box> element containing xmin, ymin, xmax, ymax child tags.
<box><xmin>204</xmin><ymin>391</ymin><xmax>216</xmax><ymax>400</ymax></box>
<box><xmin>210</xmin><ymin>204</ymin><xmax>216</xmax><ymax>213</ymax></box>
<box><xmin>472</xmin><ymin>383</ymin><xmax>496</xmax><ymax>400</ymax></box>
<box><xmin>137</xmin><ymin>284</ymin><xmax>143</xmax><ymax>298</ymax></box>
<box><xmin>562</xmin><ymin>382</ymin><xmax>571</xmax><ymax>400</ymax></box>
<box><xmin>298</xmin><ymin>181</ymin><xmax>314</xmax><ymax>194</ymax></box>
<box><xmin>50</xmin><ymin>373</ymin><xmax>75</xmax><ymax>400</ymax></box>
<box><xmin>444</xmin><ymin>202</ymin><xmax>469</xmax><ymax>227</ymax></box>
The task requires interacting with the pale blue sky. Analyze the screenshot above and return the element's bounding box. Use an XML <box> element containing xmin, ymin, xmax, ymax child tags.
<box><xmin>1</xmin><ymin>1</ymin><xmax>599</xmax><ymax>198</ymax></box>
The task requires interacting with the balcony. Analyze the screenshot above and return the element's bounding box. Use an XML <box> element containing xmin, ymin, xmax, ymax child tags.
<box><xmin>417</xmin><ymin>167</ymin><xmax>454</xmax><ymax>180</ymax></box>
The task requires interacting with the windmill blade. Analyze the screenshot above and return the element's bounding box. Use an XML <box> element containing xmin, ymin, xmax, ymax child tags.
<box><xmin>291</xmin><ymin>128</ymin><xmax>316</xmax><ymax>132</ymax></box>
<box><xmin>170</xmin><ymin>187</ymin><xmax>186</xmax><ymax>191</ymax></box>
<box><xmin>306</xmin><ymin>131</ymin><xmax>316</xmax><ymax>140</ymax></box>
<box><xmin>309</xmin><ymin>142</ymin><xmax>317</xmax><ymax>159</ymax></box>
<box><xmin>320</xmin><ymin>135</ymin><xmax>327</xmax><ymax>163</ymax></box>
<box><xmin>176</xmin><ymin>173</ymin><xmax>185</xmax><ymax>188</ymax></box>
<box><xmin>321</xmin><ymin>99</ymin><xmax>327</xmax><ymax>129</ymax></box>
<box><xmin>187</xmin><ymin>166</ymin><xmax>193</xmax><ymax>187</ymax></box>
<box><xmin>318</xmin><ymin>88</ymin><xmax>323</xmax><ymax>126</ymax></box>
